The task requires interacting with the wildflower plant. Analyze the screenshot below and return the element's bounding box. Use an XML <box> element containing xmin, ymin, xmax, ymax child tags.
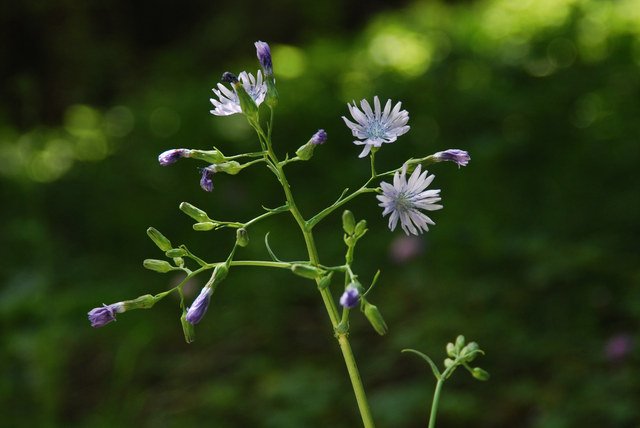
<box><xmin>88</xmin><ymin>40</ymin><xmax>487</xmax><ymax>427</ymax></box>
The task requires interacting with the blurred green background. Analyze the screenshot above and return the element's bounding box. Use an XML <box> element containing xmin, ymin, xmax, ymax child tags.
<box><xmin>2</xmin><ymin>0</ymin><xmax>639</xmax><ymax>426</ymax></box>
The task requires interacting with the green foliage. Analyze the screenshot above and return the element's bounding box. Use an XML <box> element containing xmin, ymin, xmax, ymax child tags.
<box><xmin>1</xmin><ymin>0</ymin><xmax>639</xmax><ymax>427</ymax></box>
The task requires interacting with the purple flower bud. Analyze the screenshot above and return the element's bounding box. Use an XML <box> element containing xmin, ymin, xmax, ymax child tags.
<box><xmin>186</xmin><ymin>286</ymin><xmax>213</xmax><ymax>325</ymax></box>
<box><xmin>433</xmin><ymin>149</ymin><xmax>470</xmax><ymax>167</ymax></box>
<box><xmin>339</xmin><ymin>286</ymin><xmax>360</xmax><ymax>309</ymax></box>
<box><xmin>200</xmin><ymin>166</ymin><xmax>215</xmax><ymax>192</ymax></box>
<box><xmin>221</xmin><ymin>72</ymin><xmax>239</xmax><ymax>84</ymax></box>
<box><xmin>310</xmin><ymin>129</ymin><xmax>327</xmax><ymax>145</ymax></box>
<box><xmin>88</xmin><ymin>302</ymin><xmax>124</xmax><ymax>328</ymax></box>
<box><xmin>158</xmin><ymin>149</ymin><xmax>189</xmax><ymax>166</ymax></box>
<box><xmin>254</xmin><ymin>41</ymin><xmax>273</xmax><ymax>76</ymax></box>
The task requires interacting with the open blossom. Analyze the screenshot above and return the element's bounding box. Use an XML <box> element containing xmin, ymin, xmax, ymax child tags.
<box><xmin>210</xmin><ymin>71</ymin><xmax>266</xmax><ymax>116</ymax></box>
<box><xmin>186</xmin><ymin>286</ymin><xmax>213</xmax><ymax>325</ymax></box>
<box><xmin>339</xmin><ymin>286</ymin><xmax>360</xmax><ymax>309</ymax></box>
<box><xmin>88</xmin><ymin>302</ymin><xmax>125</xmax><ymax>328</ymax></box>
<box><xmin>342</xmin><ymin>96</ymin><xmax>410</xmax><ymax>158</ymax></box>
<box><xmin>377</xmin><ymin>164</ymin><xmax>443</xmax><ymax>235</ymax></box>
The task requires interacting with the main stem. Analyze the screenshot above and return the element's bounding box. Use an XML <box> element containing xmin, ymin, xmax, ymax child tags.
<box><xmin>428</xmin><ymin>379</ymin><xmax>444</xmax><ymax>428</ymax></box>
<box><xmin>262</xmin><ymin>125</ymin><xmax>375</xmax><ymax>428</ymax></box>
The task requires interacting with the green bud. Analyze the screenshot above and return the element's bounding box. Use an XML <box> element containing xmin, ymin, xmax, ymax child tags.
<box><xmin>317</xmin><ymin>272</ymin><xmax>333</xmax><ymax>290</ymax></box>
<box><xmin>363</xmin><ymin>302</ymin><xmax>388</xmax><ymax>335</ymax></box>
<box><xmin>214</xmin><ymin>161</ymin><xmax>242</xmax><ymax>175</ymax></box>
<box><xmin>173</xmin><ymin>257</ymin><xmax>184</xmax><ymax>268</ymax></box>
<box><xmin>232</xmin><ymin>81</ymin><xmax>259</xmax><ymax>122</ymax></box>
<box><xmin>179</xmin><ymin>202</ymin><xmax>210</xmax><ymax>222</ymax></box>
<box><xmin>165</xmin><ymin>248</ymin><xmax>187</xmax><ymax>258</ymax></box>
<box><xmin>342</xmin><ymin>210</ymin><xmax>356</xmax><ymax>235</ymax></box>
<box><xmin>354</xmin><ymin>220</ymin><xmax>367</xmax><ymax>237</ymax></box>
<box><xmin>147</xmin><ymin>227</ymin><xmax>172</xmax><ymax>252</ymax></box>
<box><xmin>209</xmin><ymin>264</ymin><xmax>229</xmax><ymax>290</ymax></box>
<box><xmin>455</xmin><ymin>335</ymin><xmax>466</xmax><ymax>353</ymax></box>
<box><xmin>123</xmin><ymin>294</ymin><xmax>156</xmax><ymax>310</ymax></box>
<box><xmin>143</xmin><ymin>259</ymin><xmax>174</xmax><ymax>273</ymax></box>
<box><xmin>236</xmin><ymin>228</ymin><xmax>249</xmax><ymax>247</ymax></box>
<box><xmin>193</xmin><ymin>222</ymin><xmax>216</xmax><ymax>231</ymax></box>
<box><xmin>295</xmin><ymin>142</ymin><xmax>315</xmax><ymax>161</ymax></box>
<box><xmin>444</xmin><ymin>358</ymin><xmax>455</xmax><ymax>369</ymax></box>
<box><xmin>181</xmin><ymin>312</ymin><xmax>196</xmax><ymax>343</ymax></box>
<box><xmin>291</xmin><ymin>264</ymin><xmax>324</xmax><ymax>280</ymax></box>
<box><xmin>471</xmin><ymin>367</ymin><xmax>490</xmax><ymax>381</ymax></box>
<box><xmin>188</xmin><ymin>149</ymin><xmax>226</xmax><ymax>163</ymax></box>
<box><xmin>446</xmin><ymin>342</ymin><xmax>456</xmax><ymax>357</ymax></box>
<box><xmin>462</xmin><ymin>342</ymin><xmax>480</xmax><ymax>361</ymax></box>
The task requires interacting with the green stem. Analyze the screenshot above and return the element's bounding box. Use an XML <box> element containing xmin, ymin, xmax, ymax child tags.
<box><xmin>228</xmin><ymin>260</ymin><xmax>292</xmax><ymax>269</ymax></box>
<box><xmin>428</xmin><ymin>379</ymin><xmax>444</xmax><ymax>428</ymax></box>
<box><xmin>258</xmin><ymin>121</ymin><xmax>375</xmax><ymax>428</ymax></box>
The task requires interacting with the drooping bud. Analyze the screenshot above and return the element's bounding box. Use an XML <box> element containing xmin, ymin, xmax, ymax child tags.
<box><xmin>193</xmin><ymin>222</ymin><xmax>216</xmax><ymax>231</ymax></box>
<box><xmin>363</xmin><ymin>302</ymin><xmax>388</xmax><ymax>335</ymax></box>
<box><xmin>200</xmin><ymin>166</ymin><xmax>215</xmax><ymax>192</ymax></box>
<box><xmin>236</xmin><ymin>228</ymin><xmax>249</xmax><ymax>247</ymax></box>
<box><xmin>214</xmin><ymin>161</ymin><xmax>243</xmax><ymax>175</ymax></box>
<box><xmin>147</xmin><ymin>227</ymin><xmax>172</xmax><ymax>252</ymax></box>
<box><xmin>165</xmin><ymin>248</ymin><xmax>187</xmax><ymax>258</ymax></box>
<box><xmin>158</xmin><ymin>148</ymin><xmax>190</xmax><ymax>166</ymax></box>
<box><xmin>143</xmin><ymin>259</ymin><xmax>174</xmax><ymax>273</ymax></box>
<box><xmin>291</xmin><ymin>264</ymin><xmax>324</xmax><ymax>280</ymax></box>
<box><xmin>471</xmin><ymin>367</ymin><xmax>490</xmax><ymax>381</ymax></box>
<box><xmin>88</xmin><ymin>302</ymin><xmax>125</xmax><ymax>328</ymax></box>
<box><xmin>339</xmin><ymin>285</ymin><xmax>360</xmax><ymax>309</ymax></box>
<box><xmin>179</xmin><ymin>202</ymin><xmax>210</xmax><ymax>222</ymax></box>
<box><xmin>188</xmin><ymin>149</ymin><xmax>226</xmax><ymax>164</ymax></box>
<box><xmin>431</xmin><ymin>149</ymin><xmax>470</xmax><ymax>168</ymax></box>
<box><xmin>185</xmin><ymin>286</ymin><xmax>213</xmax><ymax>325</ymax></box>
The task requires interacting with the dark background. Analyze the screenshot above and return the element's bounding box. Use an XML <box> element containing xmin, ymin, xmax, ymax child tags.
<box><xmin>1</xmin><ymin>0</ymin><xmax>639</xmax><ymax>427</ymax></box>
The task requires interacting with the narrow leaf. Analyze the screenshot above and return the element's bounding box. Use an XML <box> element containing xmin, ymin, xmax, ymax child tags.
<box><xmin>264</xmin><ymin>232</ymin><xmax>282</xmax><ymax>262</ymax></box>
<box><xmin>402</xmin><ymin>349</ymin><xmax>441</xmax><ymax>380</ymax></box>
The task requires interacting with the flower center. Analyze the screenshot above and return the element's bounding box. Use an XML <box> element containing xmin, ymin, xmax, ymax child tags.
<box><xmin>366</xmin><ymin>121</ymin><xmax>386</xmax><ymax>139</ymax></box>
<box><xmin>394</xmin><ymin>192</ymin><xmax>412</xmax><ymax>212</ymax></box>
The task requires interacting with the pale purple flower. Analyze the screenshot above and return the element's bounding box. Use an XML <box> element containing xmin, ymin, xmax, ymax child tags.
<box><xmin>310</xmin><ymin>129</ymin><xmax>327</xmax><ymax>145</ymax></box>
<box><xmin>432</xmin><ymin>149</ymin><xmax>470</xmax><ymax>167</ymax></box>
<box><xmin>210</xmin><ymin>71</ymin><xmax>267</xmax><ymax>116</ymax></box>
<box><xmin>342</xmin><ymin>96</ymin><xmax>410</xmax><ymax>158</ymax></box>
<box><xmin>88</xmin><ymin>302</ymin><xmax>124</xmax><ymax>328</ymax></box>
<box><xmin>339</xmin><ymin>286</ymin><xmax>360</xmax><ymax>309</ymax></box>
<box><xmin>377</xmin><ymin>164</ymin><xmax>443</xmax><ymax>235</ymax></box>
<box><xmin>158</xmin><ymin>149</ymin><xmax>189</xmax><ymax>166</ymax></box>
<box><xmin>200</xmin><ymin>166</ymin><xmax>215</xmax><ymax>192</ymax></box>
<box><xmin>186</xmin><ymin>286</ymin><xmax>213</xmax><ymax>325</ymax></box>
<box><xmin>254</xmin><ymin>41</ymin><xmax>273</xmax><ymax>76</ymax></box>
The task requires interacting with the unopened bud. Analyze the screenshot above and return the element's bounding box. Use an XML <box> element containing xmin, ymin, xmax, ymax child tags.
<box><xmin>236</xmin><ymin>228</ymin><xmax>249</xmax><ymax>247</ymax></box>
<box><xmin>444</xmin><ymin>358</ymin><xmax>455</xmax><ymax>369</ymax></box>
<box><xmin>455</xmin><ymin>335</ymin><xmax>466</xmax><ymax>353</ymax></box>
<box><xmin>215</xmin><ymin>161</ymin><xmax>243</xmax><ymax>175</ymax></box>
<box><xmin>354</xmin><ymin>220</ymin><xmax>367</xmax><ymax>237</ymax></box>
<box><xmin>147</xmin><ymin>227</ymin><xmax>172</xmax><ymax>252</ymax></box>
<box><xmin>143</xmin><ymin>259</ymin><xmax>174</xmax><ymax>273</ymax></box>
<box><xmin>291</xmin><ymin>264</ymin><xmax>323</xmax><ymax>280</ymax></box>
<box><xmin>181</xmin><ymin>311</ymin><xmax>196</xmax><ymax>343</ymax></box>
<box><xmin>165</xmin><ymin>248</ymin><xmax>187</xmax><ymax>258</ymax></box>
<box><xmin>179</xmin><ymin>202</ymin><xmax>210</xmax><ymax>222</ymax></box>
<box><xmin>446</xmin><ymin>342</ymin><xmax>456</xmax><ymax>357</ymax></box>
<box><xmin>123</xmin><ymin>294</ymin><xmax>156</xmax><ymax>310</ymax></box>
<box><xmin>342</xmin><ymin>210</ymin><xmax>356</xmax><ymax>235</ymax></box>
<box><xmin>471</xmin><ymin>367</ymin><xmax>490</xmax><ymax>381</ymax></box>
<box><xmin>193</xmin><ymin>222</ymin><xmax>216</xmax><ymax>231</ymax></box>
<box><xmin>295</xmin><ymin>142</ymin><xmax>315</xmax><ymax>161</ymax></box>
<box><xmin>363</xmin><ymin>302</ymin><xmax>388</xmax><ymax>335</ymax></box>
<box><xmin>317</xmin><ymin>272</ymin><xmax>333</xmax><ymax>290</ymax></box>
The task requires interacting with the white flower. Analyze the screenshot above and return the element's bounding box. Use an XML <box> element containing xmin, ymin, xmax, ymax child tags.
<box><xmin>342</xmin><ymin>96</ymin><xmax>410</xmax><ymax>158</ymax></box>
<box><xmin>210</xmin><ymin>71</ymin><xmax>267</xmax><ymax>116</ymax></box>
<box><xmin>376</xmin><ymin>164</ymin><xmax>443</xmax><ymax>235</ymax></box>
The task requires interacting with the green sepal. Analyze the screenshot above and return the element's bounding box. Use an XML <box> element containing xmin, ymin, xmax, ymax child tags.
<box><xmin>215</xmin><ymin>161</ymin><xmax>242</xmax><ymax>175</ymax></box>
<box><xmin>317</xmin><ymin>272</ymin><xmax>333</xmax><ymax>290</ymax></box>
<box><xmin>143</xmin><ymin>259</ymin><xmax>174</xmax><ymax>273</ymax></box>
<box><xmin>147</xmin><ymin>227</ymin><xmax>172</xmax><ymax>252</ymax></box>
<box><xmin>180</xmin><ymin>311</ymin><xmax>196</xmax><ymax>344</ymax></box>
<box><xmin>188</xmin><ymin>149</ymin><xmax>226</xmax><ymax>163</ymax></box>
<box><xmin>123</xmin><ymin>294</ymin><xmax>156</xmax><ymax>311</ymax></box>
<box><xmin>180</xmin><ymin>202</ymin><xmax>210</xmax><ymax>223</ymax></box>
<box><xmin>295</xmin><ymin>142</ymin><xmax>315</xmax><ymax>160</ymax></box>
<box><xmin>193</xmin><ymin>222</ymin><xmax>216</xmax><ymax>231</ymax></box>
<box><xmin>236</xmin><ymin>228</ymin><xmax>250</xmax><ymax>247</ymax></box>
<box><xmin>232</xmin><ymin>81</ymin><xmax>259</xmax><ymax>122</ymax></box>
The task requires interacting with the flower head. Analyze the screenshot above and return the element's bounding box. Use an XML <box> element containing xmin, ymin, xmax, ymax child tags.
<box><xmin>254</xmin><ymin>41</ymin><xmax>273</xmax><ymax>76</ymax></box>
<box><xmin>339</xmin><ymin>285</ymin><xmax>360</xmax><ymax>309</ymax></box>
<box><xmin>377</xmin><ymin>165</ymin><xmax>443</xmax><ymax>235</ymax></box>
<box><xmin>186</xmin><ymin>286</ymin><xmax>213</xmax><ymax>325</ymax></box>
<box><xmin>342</xmin><ymin>96</ymin><xmax>410</xmax><ymax>158</ymax></box>
<box><xmin>88</xmin><ymin>302</ymin><xmax>124</xmax><ymax>328</ymax></box>
<box><xmin>200</xmin><ymin>166</ymin><xmax>215</xmax><ymax>192</ymax></box>
<box><xmin>432</xmin><ymin>149</ymin><xmax>470</xmax><ymax>167</ymax></box>
<box><xmin>158</xmin><ymin>149</ymin><xmax>189</xmax><ymax>166</ymax></box>
<box><xmin>210</xmin><ymin>71</ymin><xmax>267</xmax><ymax>116</ymax></box>
<box><xmin>310</xmin><ymin>129</ymin><xmax>327</xmax><ymax>145</ymax></box>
